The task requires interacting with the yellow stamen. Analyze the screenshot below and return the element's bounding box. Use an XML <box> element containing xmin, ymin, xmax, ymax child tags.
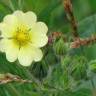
<box><xmin>13</xmin><ymin>26</ymin><xmax>31</xmax><ymax>46</ymax></box>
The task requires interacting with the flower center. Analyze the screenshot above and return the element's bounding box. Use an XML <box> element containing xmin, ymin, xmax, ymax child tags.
<box><xmin>13</xmin><ymin>26</ymin><xmax>31</xmax><ymax>47</ymax></box>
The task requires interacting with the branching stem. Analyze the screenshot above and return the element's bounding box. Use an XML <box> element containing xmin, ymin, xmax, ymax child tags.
<box><xmin>64</xmin><ymin>0</ymin><xmax>79</xmax><ymax>38</ymax></box>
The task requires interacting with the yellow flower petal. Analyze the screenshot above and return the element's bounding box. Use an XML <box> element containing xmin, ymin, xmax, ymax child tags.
<box><xmin>3</xmin><ymin>15</ymin><xmax>18</xmax><ymax>28</ymax></box>
<box><xmin>18</xmin><ymin>45</ymin><xmax>34</xmax><ymax>66</ymax></box>
<box><xmin>1</xmin><ymin>15</ymin><xmax>18</xmax><ymax>38</ymax></box>
<box><xmin>31</xmin><ymin>47</ymin><xmax>43</xmax><ymax>62</ymax></box>
<box><xmin>0</xmin><ymin>23</ymin><xmax>11</xmax><ymax>38</ymax></box>
<box><xmin>3</xmin><ymin>40</ymin><xmax>19</xmax><ymax>62</ymax></box>
<box><xmin>32</xmin><ymin>22</ymin><xmax>48</xmax><ymax>34</ymax></box>
<box><xmin>18</xmin><ymin>45</ymin><xmax>43</xmax><ymax>66</ymax></box>
<box><xmin>13</xmin><ymin>10</ymin><xmax>37</xmax><ymax>27</ymax></box>
<box><xmin>31</xmin><ymin>22</ymin><xmax>48</xmax><ymax>47</ymax></box>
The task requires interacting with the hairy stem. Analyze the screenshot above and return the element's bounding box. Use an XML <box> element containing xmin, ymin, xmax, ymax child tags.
<box><xmin>63</xmin><ymin>0</ymin><xmax>79</xmax><ymax>38</ymax></box>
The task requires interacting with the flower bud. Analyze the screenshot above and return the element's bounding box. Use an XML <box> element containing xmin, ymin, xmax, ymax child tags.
<box><xmin>61</xmin><ymin>56</ymin><xmax>71</xmax><ymax>67</ymax></box>
<box><xmin>53</xmin><ymin>38</ymin><xmax>69</xmax><ymax>55</ymax></box>
<box><xmin>71</xmin><ymin>56</ymin><xmax>88</xmax><ymax>80</ymax></box>
<box><xmin>89</xmin><ymin>60</ymin><xmax>96</xmax><ymax>73</ymax></box>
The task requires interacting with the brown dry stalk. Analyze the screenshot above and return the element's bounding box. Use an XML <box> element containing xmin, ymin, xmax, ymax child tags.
<box><xmin>48</xmin><ymin>32</ymin><xmax>96</xmax><ymax>48</ymax></box>
<box><xmin>0</xmin><ymin>73</ymin><xmax>64</xmax><ymax>91</ymax></box>
<box><xmin>48</xmin><ymin>32</ymin><xmax>66</xmax><ymax>44</ymax></box>
<box><xmin>48</xmin><ymin>32</ymin><xmax>62</xmax><ymax>44</ymax></box>
<box><xmin>70</xmin><ymin>35</ymin><xmax>96</xmax><ymax>48</ymax></box>
<box><xmin>0</xmin><ymin>73</ymin><xmax>32</xmax><ymax>84</ymax></box>
<box><xmin>64</xmin><ymin>0</ymin><xmax>79</xmax><ymax>38</ymax></box>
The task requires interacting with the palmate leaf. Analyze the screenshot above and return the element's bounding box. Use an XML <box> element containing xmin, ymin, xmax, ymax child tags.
<box><xmin>78</xmin><ymin>14</ymin><xmax>96</xmax><ymax>60</ymax></box>
<box><xmin>78</xmin><ymin>14</ymin><xmax>96</xmax><ymax>38</ymax></box>
<box><xmin>71</xmin><ymin>14</ymin><xmax>96</xmax><ymax>61</ymax></box>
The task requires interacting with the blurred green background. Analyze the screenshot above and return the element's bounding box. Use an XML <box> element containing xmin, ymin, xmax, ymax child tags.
<box><xmin>0</xmin><ymin>0</ymin><xmax>96</xmax><ymax>96</ymax></box>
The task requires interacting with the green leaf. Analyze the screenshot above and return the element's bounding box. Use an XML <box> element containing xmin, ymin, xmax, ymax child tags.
<box><xmin>78</xmin><ymin>14</ymin><xmax>96</xmax><ymax>37</ymax></box>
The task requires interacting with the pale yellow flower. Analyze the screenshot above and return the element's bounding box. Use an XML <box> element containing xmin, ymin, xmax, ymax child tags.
<box><xmin>0</xmin><ymin>10</ymin><xmax>48</xmax><ymax>66</ymax></box>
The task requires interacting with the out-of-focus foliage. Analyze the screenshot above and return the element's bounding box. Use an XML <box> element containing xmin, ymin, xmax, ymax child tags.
<box><xmin>0</xmin><ymin>0</ymin><xmax>96</xmax><ymax>96</ymax></box>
